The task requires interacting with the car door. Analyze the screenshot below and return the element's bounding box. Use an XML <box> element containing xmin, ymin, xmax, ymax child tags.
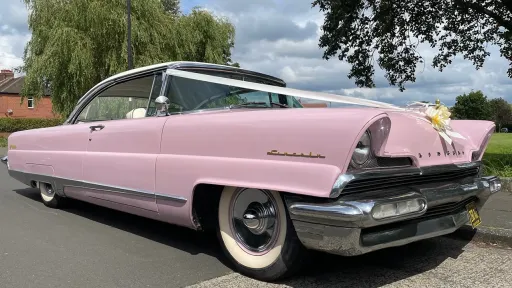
<box><xmin>77</xmin><ymin>72</ymin><xmax>166</xmax><ymax>212</ymax></box>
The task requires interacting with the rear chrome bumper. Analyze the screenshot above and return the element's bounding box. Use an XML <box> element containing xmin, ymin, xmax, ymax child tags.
<box><xmin>285</xmin><ymin>173</ymin><xmax>501</xmax><ymax>256</ymax></box>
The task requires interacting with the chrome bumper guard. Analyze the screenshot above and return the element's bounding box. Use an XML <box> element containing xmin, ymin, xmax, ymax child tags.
<box><xmin>1</xmin><ymin>156</ymin><xmax>7</xmax><ymax>168</ymax></box>
<box><xmin>285</xmin><ymin>175</ymin><xmax>501</xmax><ymax>256</ymax></box>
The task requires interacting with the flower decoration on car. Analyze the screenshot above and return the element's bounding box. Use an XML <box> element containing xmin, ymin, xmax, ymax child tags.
<box><xmin>406</xmin><ymin>99</ymin><xmax>466</xmax><ymax>145</ymax></box>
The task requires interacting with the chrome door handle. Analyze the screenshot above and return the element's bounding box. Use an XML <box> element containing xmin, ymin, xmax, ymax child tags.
<box><xmin>89</xmin><ymin>124</ymin><xmax>105</xmax><ymax>131</ymax></box>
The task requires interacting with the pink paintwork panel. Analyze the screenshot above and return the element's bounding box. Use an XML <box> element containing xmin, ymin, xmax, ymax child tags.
<box><xmin>154</xmin><ymin>155</ymin><xmax>342</xmax><ymax>227</ymax></box>
<box><xmin>154</xmin><ymin>107</ymin><xmax>386</xmax><ymax>225</ymax></box>
<box><xmin>7</xmin><ymin>124</ymin><xmax>90</xmax><ymax>180</ymax></box>
<box><xmin>154</xmin><ymin>107</ymin><xmax>495</xmax><ymax>213</ymax></box>
<box><xmin>379</xmin><ymin>111</ymin><xmax>495</xmax><ymax>166</ymax></box>
<box><xmin>5</xmin><ymin>104</ymin><xmax>496</xmax><ymax>230</ymax></box>
<box><xmin>159</xmin><ymin>108</ymin><xmax>386</xmax><ymax>168</ymax></box>
<box><xmin>82</xmin><ymin>117</ymin><xmax>169</xmax><ymax>212</ymax></box>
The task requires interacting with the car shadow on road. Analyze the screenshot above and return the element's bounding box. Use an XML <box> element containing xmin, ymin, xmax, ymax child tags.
<box><xmin>276</xmin><ymin>235</ymin><xmax>474</xmax><ymax>287</ymax></box>
<box><xmin>14</xmin><ymin>187</ymin><xmax>233</xmax><ymax>268</ymax></box>
<box><xmin>15</xmin><ymin>187</ymin><xmax>476</xmax><ymax>287</ymax></box>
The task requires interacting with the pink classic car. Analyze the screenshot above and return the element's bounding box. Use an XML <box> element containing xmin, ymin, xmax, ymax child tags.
<box><xmin>1</xmin><ymin>61</ymin><xmax>501</xmax><ymax>281</ymax></box>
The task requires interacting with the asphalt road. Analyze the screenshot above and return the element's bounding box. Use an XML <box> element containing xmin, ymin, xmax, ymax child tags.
<box><xmin>1</xmin><ymin>148</ymin><xmax>512</xmax><ymax>288</ymax></box>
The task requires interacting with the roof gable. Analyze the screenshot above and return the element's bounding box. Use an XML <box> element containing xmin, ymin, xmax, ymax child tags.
<box><xmin>0</xmin><ymin>76</ymin><xmax>51</xmax><ymax>96</ymax></box>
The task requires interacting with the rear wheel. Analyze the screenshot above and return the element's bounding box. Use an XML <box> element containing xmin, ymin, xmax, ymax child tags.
<box><xmin>217</xmin><ymin>186</ymin><xmax>306</xmax><ymax>282</ymax></box>
<box><xmin>39</xmin><ymin>182</ymin><xmax>63</xmax><ymax>208</ymax></box>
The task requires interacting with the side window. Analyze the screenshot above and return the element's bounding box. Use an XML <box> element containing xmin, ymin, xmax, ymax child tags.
<box><xmin>77</xmin><ymin>74</ymin><xmax>160</xmax><ymax>122</ymax></box>
<box><xmin>164</xmin><ymin>75</ymin><xmax>303</xmax><ymax>112</ymax></box>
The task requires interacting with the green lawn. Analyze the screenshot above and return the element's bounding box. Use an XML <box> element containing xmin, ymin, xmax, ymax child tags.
<box><xmin>482</xmin><ymin>133</ymin><xmax>512</xmax><ymax>177</ymax></box>
<box><xmin>0</xmin><ymin>137</ymin><xmax>6</xmax><ymax>148</ymax></box>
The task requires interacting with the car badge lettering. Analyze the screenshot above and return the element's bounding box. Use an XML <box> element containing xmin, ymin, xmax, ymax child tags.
<box><xmin>267</xmin><ymin>150</ymin><xmax>326</xmax><ymax>159</ymax></box>
<box><xmin>418</xmin><ymin>150</ymin><xmax>465</xmax><ymax>158</ymax></box>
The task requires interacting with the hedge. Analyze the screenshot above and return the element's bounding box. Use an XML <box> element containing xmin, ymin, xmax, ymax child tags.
<box><xmin>0</xmin><ymin>118</ymin><xmax>65</xmax><ymax>133</ymax></box>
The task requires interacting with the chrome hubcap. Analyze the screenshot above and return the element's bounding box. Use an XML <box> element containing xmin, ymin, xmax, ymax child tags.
<box><xmin>230</xmin><ymin>189</ymin><xmax>279</xmax><ymax>253</ymax></box>
<box><xmin>42</xmin><ymin>183</ymin><xmax>54</xmax><ymax>197</ymax></box>
<box><xmin>242</xmin><ymin>201</ymin><xmax>276</xmax><ymax>235</ymax></box>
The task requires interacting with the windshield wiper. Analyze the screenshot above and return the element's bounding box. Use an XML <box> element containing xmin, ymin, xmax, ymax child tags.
<box><xmin>229</xmin><ymin>102</ymin><xmax>288</xmax><ymax>109</ymax></box>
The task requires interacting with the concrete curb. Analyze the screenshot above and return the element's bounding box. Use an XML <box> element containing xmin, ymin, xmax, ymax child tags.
<box><xmin>448</xmin><ymin>225</ymin><xmax>512</xmax><ymax>248</ymax></box>
<box><xmin>446</xmin><ymin>178</ymin><xmax>512</xmax><ymax>247</ymax></box>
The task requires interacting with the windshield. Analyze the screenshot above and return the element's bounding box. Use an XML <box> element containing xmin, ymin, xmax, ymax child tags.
<box><xmin>149</xmin><ymin>74</ymin><xmax>303</xmax><ymax>114</ymax></box>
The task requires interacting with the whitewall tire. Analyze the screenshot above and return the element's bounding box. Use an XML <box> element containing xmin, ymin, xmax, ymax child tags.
<box><xmin>217</xmin><ymin>186</ymin><xmax>306</xmax><ymax>281</ymax></box>
<box><xmin>39</xmin><ymin>182</ymin><xmax>63</xmax><ymax>208</ymax></box>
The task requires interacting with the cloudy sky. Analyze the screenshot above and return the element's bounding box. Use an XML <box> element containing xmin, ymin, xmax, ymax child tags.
<box><xmin>1</xmin><ymin>0</ymin><xmax>510</xmax><ymax>106</ymax></box>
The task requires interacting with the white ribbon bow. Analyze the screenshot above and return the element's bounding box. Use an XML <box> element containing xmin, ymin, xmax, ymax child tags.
<box><xmin>405</xmin><ymin>101</ymin><xmax>466</xmax><ymax>145</ymax></box>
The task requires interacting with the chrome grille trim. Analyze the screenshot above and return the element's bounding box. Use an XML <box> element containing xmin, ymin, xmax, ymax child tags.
<box><xmin>331</xmin><ymin>161</ymin><xmax>482</xmax><ymax>198</ymax></box>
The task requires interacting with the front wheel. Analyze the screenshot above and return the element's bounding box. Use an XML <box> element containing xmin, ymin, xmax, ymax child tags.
<box><xmin>217</xmin><ymin>186</ymin><xmax>306</xmax><ymax>281</ymax></box>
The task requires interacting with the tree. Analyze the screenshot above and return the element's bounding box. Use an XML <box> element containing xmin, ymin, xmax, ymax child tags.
<box><xmin>161</xmin><ymin>0</ymin><xmax>180</xmax><ymax>16</ymax></box>
<box><xmin>451</xmin><ymin>90</ymin><xmax>492</xmax><ymax>120</ymax></box>
<box><xmin>19</xmin><ymin>1</ymin><xmax>237</xmax><ymax>117</ymax></box>
<box><xmin>312</xmin><ymin>0</ymin><xmax>512</xmax><ymax>91</ymax></box>
<box><xmin>489</xmin><ymin>97</ymin><xmax>512</xmax><ymax>131</ymax></box>
<box><xmin>177</xmin><ymin>8</ymin><xmax>238</xmax><ymax>66</ymax></box>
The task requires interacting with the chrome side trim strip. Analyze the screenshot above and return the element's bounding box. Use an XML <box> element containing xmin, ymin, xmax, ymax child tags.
<box><xmin>155</xmin><ymin>193</ymin><xmax>187</xmax><ymax>203</ymax></box>
<box><xmin>7</xmin><ymin>169</ymin><xmax>187</xmax><ymax>203</ymax></box>
<box><xmin>65</xmin><ymin>184</ymin><xmax>155</xmax><ymax>199</ymax></box>
<box><xmin>330</xmin><ymin>161</ymin><xmax>482</xmax><ymax>198</ymax></box>
<box><xmin>87</xmin><ymin>195</ymin><xmax>157</xmax><ymax>212</ymax></box>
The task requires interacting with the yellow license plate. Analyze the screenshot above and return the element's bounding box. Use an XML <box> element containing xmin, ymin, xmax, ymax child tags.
<box><xmin>466</xmin><ymin>202</ymin><xmax>482</xmax><ymax>229</ymax></box>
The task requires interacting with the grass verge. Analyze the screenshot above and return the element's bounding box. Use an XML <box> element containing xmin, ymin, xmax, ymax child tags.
<box><xmin>482</xmin><ymin>133</ymin><xmax>512</xmax><ymax>177</ymax></box>
<box><xmin>0</xmin><ymin>137</ymin><xmax>6</xmax><ymax>148</ymax></box>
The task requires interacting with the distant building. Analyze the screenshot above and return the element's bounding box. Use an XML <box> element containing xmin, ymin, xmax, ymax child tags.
<box><xmin>0</xmin><ymin>69</ymin><xmax>57</xmax><ymax>118</ymax></box>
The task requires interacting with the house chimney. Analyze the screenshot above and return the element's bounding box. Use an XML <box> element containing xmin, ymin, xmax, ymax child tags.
<box><xmin>0</xmin><ymin>69</ymin><xmax>14</xmax><ymax>81</ymax></box>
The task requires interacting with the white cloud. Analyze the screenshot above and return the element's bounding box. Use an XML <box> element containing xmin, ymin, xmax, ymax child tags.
<box><xmin>197</xmin><ymin>0</ymin><xmax>512</xmax><ymax>106</ymax></box>
<box><xmin>0</xmin><ymin>0</ymin><xmax>30</xmax><ymax>74</ymax></box>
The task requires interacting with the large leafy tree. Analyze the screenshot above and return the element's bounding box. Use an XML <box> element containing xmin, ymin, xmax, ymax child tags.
<box><xmin>312</xmin><ymin>0</ymin><xmax>512</xmax><ymax>91</ymax></box>
<box><xmin>177</xmin><ymin>8</ymin><xmax>239</xmax><ymax>67</ymax></box>
<box><xmin>161</xmin><ymin>0</ymin><xmax>180</xmax><ymax>15</ymax></box>
<box><xmin>489</xmin><ymin>97</ymin><xmax>512</xmax><ymax>131</ymax></box>
<box><xmin>451</xmin><ymin>90</ymin><xmax>492</xmax><ymax>120</ymax></box>
<box><xmin>19</xmin><ymin>0</ymin><xmax>237</xmax><ymax>116</ymax></box>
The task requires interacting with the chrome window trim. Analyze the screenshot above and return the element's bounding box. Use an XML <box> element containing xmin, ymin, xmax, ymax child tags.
<box><xmin>330</xmin><ymin>161</ymin><xmax>482</xmax><ymax>198</ymax></box>
<box><xmin>66</xmin><ymin>62</ymin><xmax>287</xmax><ymax>125</ymax></box>
<box><xmin>69</xmin><ymin>71</ymin><xmax>166</xmax><ymax>125</ymax></box>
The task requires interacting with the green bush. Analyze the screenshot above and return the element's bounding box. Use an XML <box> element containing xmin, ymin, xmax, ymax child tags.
<box><xmin>0</xmin><ymin>118</ymin><xmax>64</xmax><ymax>133</ymax></box>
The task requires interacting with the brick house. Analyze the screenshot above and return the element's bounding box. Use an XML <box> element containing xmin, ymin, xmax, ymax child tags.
<box><xmin>0</xmin><ymin>69</ymin><xmax>57</xmax><ymax>118</ymax></box>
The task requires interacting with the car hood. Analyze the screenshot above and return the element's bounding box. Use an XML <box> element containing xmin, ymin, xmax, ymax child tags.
<box><xmin>163</xmin><ymin>107</ymin><xmax>494</xmax><ymax>173</ymax></box>
<box><xmin>380</xmin><ymin>110</ymin><xmax>494</xmax><ymax>167</ymax></box>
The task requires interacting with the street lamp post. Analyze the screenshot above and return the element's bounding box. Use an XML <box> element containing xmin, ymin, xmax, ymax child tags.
<box><xmin>126</xmin><ymin>0</ymin><xmax>133</xmax><ymax>70</ymax></box>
